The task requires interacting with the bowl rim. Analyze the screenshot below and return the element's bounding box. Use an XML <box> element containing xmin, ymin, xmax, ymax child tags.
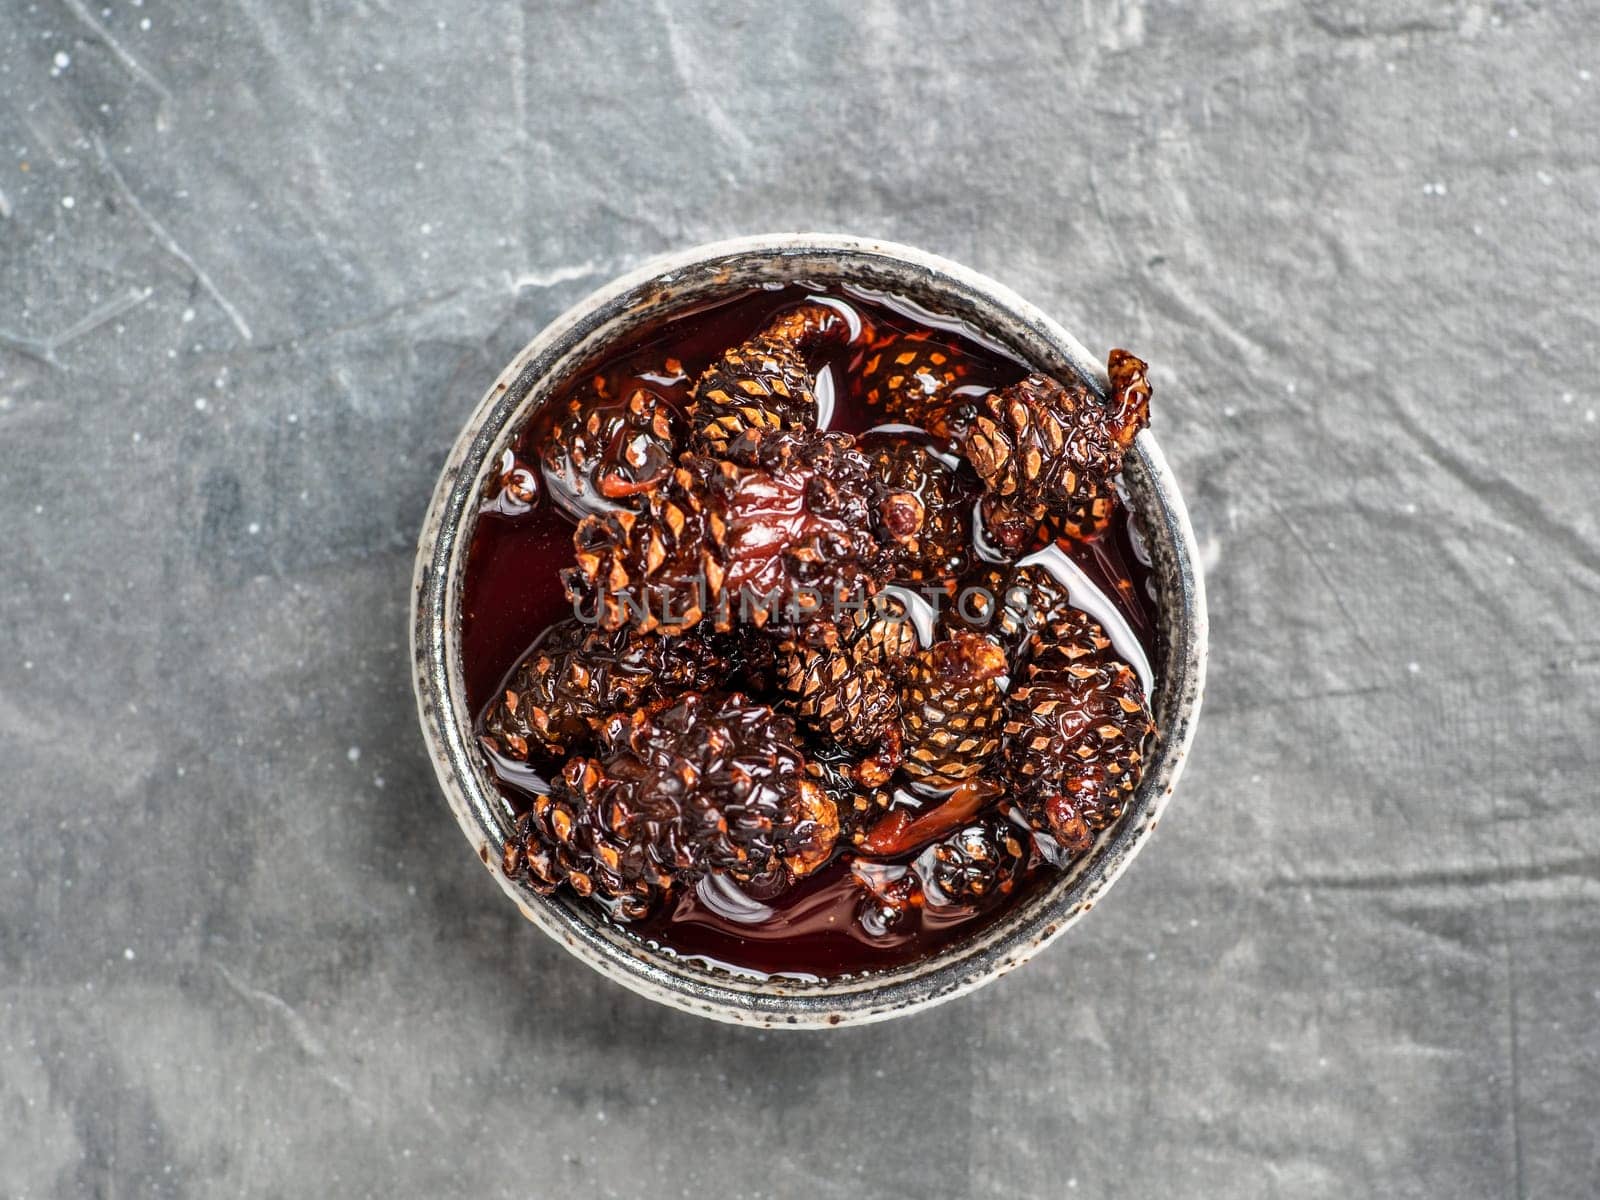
<box><xmin>411</xmin><ymin>232</ymin><xmax>1208</xmax><ymax>1027</ymax></box>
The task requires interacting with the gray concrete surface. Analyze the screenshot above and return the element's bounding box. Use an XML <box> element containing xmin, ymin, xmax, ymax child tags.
<box><xmin>3</xmin><ymin>1</ymin><xmax>1598</xmax><ymax>1196</ymax></box>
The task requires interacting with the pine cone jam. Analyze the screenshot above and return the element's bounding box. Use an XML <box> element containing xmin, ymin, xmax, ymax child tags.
<box><xmin>460</xmin><ymin>285</ymin><xmax>1160</xmax><ymax>978</ymax></box>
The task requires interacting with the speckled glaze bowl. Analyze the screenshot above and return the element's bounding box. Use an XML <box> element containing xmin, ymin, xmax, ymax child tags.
<box><xmin>411</xmin><ymin>234</ymin><xmax>1207</xmax><ymax>1027</ymax></box>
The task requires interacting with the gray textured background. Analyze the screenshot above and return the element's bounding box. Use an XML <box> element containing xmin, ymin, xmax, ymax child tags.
<box><xmin>2</xmin><ymin>1</ymin><xmax>1597</xmax><ymax>1196</ymax></box>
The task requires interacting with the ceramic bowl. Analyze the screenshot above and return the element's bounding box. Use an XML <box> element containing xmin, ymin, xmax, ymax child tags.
<box><xmin>411</xmin><ymin>233</ymin><xmax>1207</xmax><ymax>1027</ymax></box>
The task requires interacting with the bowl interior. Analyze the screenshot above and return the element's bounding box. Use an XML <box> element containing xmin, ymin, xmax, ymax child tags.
<box><xmin>412</xmin><ymin>235</ymin><xmax>1206</xmax><ymax>1026</ymax></box>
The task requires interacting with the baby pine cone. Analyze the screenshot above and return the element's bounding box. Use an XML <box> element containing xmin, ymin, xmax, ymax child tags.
<box><xmin>1002</xmin><ymin>615</ymin><xmax>1155</xmax><ymax>855</ymax></box>
<box><xmin>899</xmin><ymin>632</ymin><xmax>1009</xmax><ymax>786</ymax></box>
<box><xmin>479</xmin><ymin>619</ymin><xmax>725</xmax><ymax>764</ymax></box>
<box><xmin>958</xmin><ymin>351</ymin><xmax>1151</xmax><ymax>549</ymax></box>
<box><xmin>502</xmin><ymin>757</ymin><xmax>675</xmax><ymax>923</ymax></box>
<box><xmin>863</xmin><ymin>434</ymin><xmax>977</xmax><ymax>584</ymax></box>
<box><xmin>774</xmin><ymin>635</ymin><xmax>903</xmax><ymax>785</ymax></box>
<box><xmin>597</xmin><ymin>691</ymin><xmax>838</xmax><ymax>884</ymax></box>
<box><xmin>911</xmin><ymin>816</ymin><xmax>1030</xmax><ymax>911</ymax></box>
<box><xmin>541</xmin><ymin>385</ymin><xmax>681</xmax><ymax>517</ymax></box>
<box><xmin>859</xmin><ymin>331</ymin><xmax>975</xmax><ymax>427</ymax></box>
<box><xmin>687</xmin><ymin>301</ymin><xmax>860</xmax><ymax>463</ymax></box>
<box><xmin>807</xmin><ymin>755</ymin><xmax>893</xmax><ymax>846</ymax></box>
<box><xmin>688</xmin><ymin>334</ymin><xmax>817</xmax><ymax>462</ymax></box>
<box><xmin>564</xmin><ymin>432</ymin><xmax>921</xmax><ymax>636</ymax></box>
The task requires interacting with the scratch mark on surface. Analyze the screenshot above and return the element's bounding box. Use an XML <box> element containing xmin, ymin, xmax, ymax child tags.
<box><xmin>1208</xmin><ymin>681</ymin><xmax>1390</xmax><ymax>716</ymax></box>
<box><xmin>1267</xmin><ymin>496</ymin><xmax>1383</xmax><ymax>667</ymax></box>
<box><xmin>1268</xmin><ymin>854</ymin><xmax>1600</xmax><ymax>894</ymax></box>
<box><xmin>651</xmin><ymin>0</ymin><xmax>753</xmax><ymax>152</ymax></box>
<box><xmin>1084</xmin><ymin>160</ymin><xmax>1132</xmax><ymax>275</ymax></box>
<box><xmin>0</xmin><ymin>286</ymin><xmax>152</xmax><ymax>368</ymax></box>
<box><xmin>1500</xmin><ymin>887</ymin><xmax>1527</xmax><ymax>1200</ymax></box>
<box><xmin>93</xmin><ymin>136</ymin><xmax>253</xmax><ymax>342</ymax></box>
<box><xmin>505</xmin><ymin>261</ymin><xmax>604</xmax><ymax>292</ymax></box>
<box><xmin>241</xmin><ymin>284</ymin><xmax>466</xmax><ymax>353</ymax></box>
<box><xmin>1145</xmin><ymin>272</ymin><xmax>1268</xmax><ymax>368</ymax></box>
<box><xmin>1381</xmin><ymin>389</ymin><xmax>1600</xmax><ymax>582</ymax></box>
<box><xmin>61</xmin><ymin>0</ymin><xmax>175</xmax><ymax>131</ymax></box>
<box><xmin>214</xmin><ymin>964</ymin><xmax>364</xmax><ymax>1106</ymax></box>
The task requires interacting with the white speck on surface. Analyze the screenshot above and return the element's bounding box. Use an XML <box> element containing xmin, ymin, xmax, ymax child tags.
<box><xmin>247</xmin><ymin>522</ymin><xmax>260</xmax><ymax>535</ymax></box>
<box><xmin>22</xmin><ymin>661</ymin><xmax>32</xmax><ymax>671</ymax></box>
<box><xmin>1223</xmin><ymin>404</ymin><xmax>1237</xmax><ymax>417</ymax></box>
<box><xmin>62</xmin><ymin>592</ymin><xmax>71</xmax><ymax>603</ymax></box>
<box><xmin>347</xmin><ymin>746</ymin><xmax>361</xmax><ymax>763</ymax></box>
<box><xmin>1562</xmin><ymin>392</ymin><xmax>1574</xmax><ymax>404</ymax></box>
<box><xmin>140</xmin><ymin>17</ymin><xmax>151</xmax><ymax>29</ymax></box>
<box><xmin>1587</xmin><ymin>410</ymin><xmax>1596</xmax><ymax>423</ymax></box>
<box><xmin>287</xmin><ymin>413</ymin><xmax>298</xmax><ymax>423</ymax></box>
<box><xmin>193</xmin><ymin>396</ymin><xmax>207</xmax><ymax>411</ymax></box>
<box><xmin>181</xmin><ymin>307</ymin><xmax>195</xmax><ymax>322</ymax></box>
<box><xmin>54</xmin><ymin>51</ymin><xmax>71</xmax><ymax>69</ymax></box>
<box><xmin>419</xmin><ymin>222</ymin><xmax>431</xmax><ymax>235</ymax></box>
<box><xmin>1537</xmin><ymin>170</ymin><xmax>1554</xmax><ymax>186</ymax></box>
<box><xmin>1421</xmin><ymin>182</ymin><xmax>1446</xmax><ymax>196</ymax></box>
<box><xmin>1508</xmin><ymin>127</ymin><xmax>1518</xmax><ymax>139</ymax></box>
<box><xmin>123</xmin><ymin>948</ymin><xmax>135</xmax><ymax>960</ymax></box>
<box><xmin>60</xmin><ymin>195</ymin><xmax>74</xmax><ymax>208</ymax></box>
<box><xmin>1407</xmin><ymin>661</ymin><xmax>1421</xmax><ymax>674</ymax></box>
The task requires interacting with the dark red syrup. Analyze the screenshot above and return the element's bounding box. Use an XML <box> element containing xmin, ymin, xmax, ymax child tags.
<box><xmin>459</xmin><ymin>284</ymin><xmax>1159</xmax><ymax>978</ymax></box>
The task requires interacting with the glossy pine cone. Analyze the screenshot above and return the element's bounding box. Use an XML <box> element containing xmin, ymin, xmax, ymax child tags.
<box><xmin>597</xmin><ymin>691</ymin><xmax>837</xmax><ymax>882</ymax></box>
<box><xmin>688</xmin><ymin>334</ymin><xmax>817</xmax><ymax>462</ymax></box>
<box><xmin>503</xmin><ymin>757</ymin><xmax>675</xmax><ymax>922</ymax></box>
<box><xmin>956</xmin><ymin>352</ymin><xmax>1150</xmax><ymax>548</ymax></box>
<box><xmin>852</xmin><ymin>593</ymin><xmax>921</xmax><ymax>676</ymax></box>
<box><xmin>542</xmin><ymin>385</ymin><xmax>681</xmax><ymax>515</ymax></box>
<box><xmin>480</xmin><ymin>619</ymin><xmax>724</xmax><ymax>763</ymax></box>
<box><xmin>859</xmin><ymin>331</ymin><xmax>973</xmax><ymax>426</ymax></box>
<box><xmin>864</xmin><ymin>434</ymin><xmax>976</xmax><ymax>583</ymax></box>
<box><xmin>773</xmin><ymin>600</ymin><xmax>918</xmax><ymax>785</ymax></box>
<box><xmin>806</xmin><ymin>753</ymin><xmax>892</xmax><ymax>846</ymax></box>
<box><xmin>564</xmin><ymin>464</ymin><xmax>718</xmax><ymax>635</ymax></box>
<box><xmin>898</xmin><ymin>632</ymin><xmax>1009</xmax><ymax>786</ymax></box>
<box><xmin>939</xmin><ymin>561</ymin><xmax>1074</xmax><ymax>662</ymax></box>
<box><xmin>912</xmin><ymin>816</ymin><xmax>1029</xmax><ymax>910</ymax></box>
<box><xmin>686</xmin><ymin>301</ymin><xmax>860</xmax><ymax>463</ymax></box>
<box><xmin>758</xmin><ymin>300</ymin><xmax>860</xmax><ymax>352</ymax></box>
<box><xmin>1002</xmin><ymin>615</ymin><xmax>1155</xmax><ymax>854</ymax></box>
<box><xmin>774</xmin><ymin>640</ymin><xmax>899</xmax><ymax>755</ymax></box>
<box><xmin>564</xmin><ymin>431</ymin><xmax>922</xmax><ymax>635</ymax></box>
<box><xmin>702</xmin><ymin>431</ymin><xmax>921</xmax><ymax>629</ymax></box>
